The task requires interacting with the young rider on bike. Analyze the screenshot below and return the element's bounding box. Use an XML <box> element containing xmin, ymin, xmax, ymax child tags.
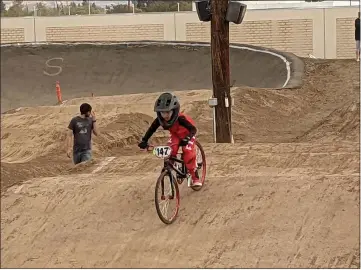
<box><xmin>138</xmin><ymin>92</ymin><xmax>202</xmax><ymax>187</ymax></box>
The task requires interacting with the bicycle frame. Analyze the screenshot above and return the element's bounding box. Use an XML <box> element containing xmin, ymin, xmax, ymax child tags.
<box><xmin>148</xmin><ymin>143</ymin><xmax>188</xmax><ymax>180</ymax></box>
<box><xmin>157</xmin><ymin>156</ymin><xmax>185</xmax><ymax>203</ymax></box>
<box><xmin>149</xmin><ymin>140</ymin><xmax>206</xmax><ymax>224</ymax></box>
<box><xmin>147</xmin><ymin>143</ymin><xmax>196</xmax><ymax>203</ymax></box>
<box><xmin>163</xmin><ymin>155</ymin><xmax>188</xmax><ymax>180</ymax></box>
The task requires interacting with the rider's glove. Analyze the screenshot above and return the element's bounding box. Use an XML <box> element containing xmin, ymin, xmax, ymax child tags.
<box><xmin>138</xmin><ymin>140</ymin><xmax>148</xmax><ymax>149</ymax></box>
<box><xmin>179</xmin><ymin>136</ymin><xmax>191</xmax><ymax>146</ymax></box>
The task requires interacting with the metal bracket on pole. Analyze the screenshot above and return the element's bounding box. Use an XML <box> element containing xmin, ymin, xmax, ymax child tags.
<box><xmin>208</xmin><ymin>97</ymin><xmax>218</xmax><ymax>107</ymax></box>
<box><xmin>225</xmin><ymin>96</ymin><xmax>235</xmax><ymax>108</ymax></box>
<box><xmin>208</xmin><ymin>97</ymin><xmax>218</xmax><ymax>143</ymax></box>
<box><xmin>224</xmin><ymin>96</ymin><xmax>235</xmax><ymax>144</ymax></box>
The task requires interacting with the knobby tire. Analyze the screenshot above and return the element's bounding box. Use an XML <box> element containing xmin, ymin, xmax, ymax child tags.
<box><xmin>191</xmin><ymin>140</ymin><xmax>207</xmax><ymax>191</ymax></box>
<box><xmin>154</xmin><ymin>170</ymin><xmax>180</xmax><ymax>224</ymax></box>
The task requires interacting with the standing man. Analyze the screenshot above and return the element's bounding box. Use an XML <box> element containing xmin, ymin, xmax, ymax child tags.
<box><xmin>66</xmin><ymin>103</ymin><xmax>99</xmax><ymax>164</ymax></box>
<box><xmin>355</xmin><ymin>12</ymin><xmax>360</xmax><ymax>62</ymax></box>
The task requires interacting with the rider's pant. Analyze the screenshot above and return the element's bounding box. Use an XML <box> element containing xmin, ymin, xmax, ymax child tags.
<box><xmin>167</xmin><ymin>134</ymin><xmax>198</xmax><ymax>180</ymax></box>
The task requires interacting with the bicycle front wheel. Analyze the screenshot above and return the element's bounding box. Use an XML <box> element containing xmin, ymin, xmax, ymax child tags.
<box><xmin>154</xmin><ymin>170</ymin><xmax>180</xmax><ymax>224</ymax></box>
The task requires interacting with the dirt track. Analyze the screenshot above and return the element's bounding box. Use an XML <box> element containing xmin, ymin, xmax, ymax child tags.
<box><xmin>1</xmin><ymin>45</ymin><xmax>360</xmax><ymax>268</ymax></box>
<box><xmin>0</xmin><ymin>42</ymin><xmax>293</xmax><ymax>113</ymax></box>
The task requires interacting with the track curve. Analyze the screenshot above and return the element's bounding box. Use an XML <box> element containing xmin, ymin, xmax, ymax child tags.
<box><xmin>0</xmin><ymin>40</ymin><xmax>303</xmax><ymax>113</ymax></box>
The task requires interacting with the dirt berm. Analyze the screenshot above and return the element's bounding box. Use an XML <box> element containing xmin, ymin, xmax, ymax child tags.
<box><xmin>1</xmin><ymin>41</ymin><xmax>303</xmax><ymax>113</ymax></box>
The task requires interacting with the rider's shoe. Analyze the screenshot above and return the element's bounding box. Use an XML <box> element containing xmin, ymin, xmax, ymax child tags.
<box><xmin>190</xmin><ymin>170</ymin><xmax>202</xmax><ymax>187</ymax></box>
<box><xmin>192</xmin><ymin>178</ymin><xmax>202</xmax><ymax>187</ymax></box>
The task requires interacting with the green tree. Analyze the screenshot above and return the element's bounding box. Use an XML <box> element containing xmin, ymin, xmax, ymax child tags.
<box><xmin>34</xmin><ymin>2</ymin><xmax>56</xmax><ymax>16</ymax></box>
<box><xmin>140</xmin><ymin>1</ymin><xmax>192</xmax><ymax>12</ymax></box>
<box><xmin>106</xmin><ymin>3</ymin><xmax>141</xmax><ymax>14</ymax></box>
<box><xmin>6</xmin><ymin>0</ymin><xmax>31</xmax><ymax>16</ymax></box>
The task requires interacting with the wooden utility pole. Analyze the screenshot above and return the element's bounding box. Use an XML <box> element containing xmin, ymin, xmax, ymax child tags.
<box><xmin>211</xmin><ymin>0</ymin><xmax>232</xmax><ymax>143</ymax></box>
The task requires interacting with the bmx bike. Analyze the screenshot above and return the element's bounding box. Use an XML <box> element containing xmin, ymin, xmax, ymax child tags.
<box><xmin>146</xmin><ymin>140</ymin><xmax>206</xmax><ymax>224</ymax></box>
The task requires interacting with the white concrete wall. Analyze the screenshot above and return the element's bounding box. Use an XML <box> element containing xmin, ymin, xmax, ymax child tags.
<box><xmin>1</xmin><ymin>7</ymin><xmax>359</xmax><ymax>59</ymax></box>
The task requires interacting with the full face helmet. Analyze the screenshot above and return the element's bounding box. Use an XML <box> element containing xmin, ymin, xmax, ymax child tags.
<box><xmin>154</xmin><ymin>92</ymin><xmax>180</xmax><ymax>128</ymax></box>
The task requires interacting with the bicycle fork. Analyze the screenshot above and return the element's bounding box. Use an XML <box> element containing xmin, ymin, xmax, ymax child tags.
<box><xmin>161</xmin><ymin>170</ymin><xmax>175</xmax><ymax>200</ymax></box>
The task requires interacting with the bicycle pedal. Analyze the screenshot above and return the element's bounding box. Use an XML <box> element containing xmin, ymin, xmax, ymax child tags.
<box><xmin>168</xmin><ymin>195</ymin><xmax>174</xmax><ymax>200</ymax></box>
<box><xmin>161</xmin><ymin>195</ymin><xmax>166</xmax><ymax>200</ymax></box>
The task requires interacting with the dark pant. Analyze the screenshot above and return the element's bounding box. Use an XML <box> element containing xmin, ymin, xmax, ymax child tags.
<box><xmin>73</xmin><ymin>150</ymin><xmax>92</xmax><ymax>165</ymax></box>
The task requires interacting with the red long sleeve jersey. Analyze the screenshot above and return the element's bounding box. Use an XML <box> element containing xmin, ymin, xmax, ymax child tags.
<box><xmin>142</xmin><ymin>113</ymin><xmax>197</xmax><ymax>141</ymax></box>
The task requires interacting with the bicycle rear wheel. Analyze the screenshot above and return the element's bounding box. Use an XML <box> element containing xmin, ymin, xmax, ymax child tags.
<box><xmin>154</xmin><ymin>170</ymin><xmax>180</xmax><ymax>224</ymax></box>
<box><xmin>192</xmin><ymin>140</ymin><xmax>207</xmax><ymax>191</ymax></box>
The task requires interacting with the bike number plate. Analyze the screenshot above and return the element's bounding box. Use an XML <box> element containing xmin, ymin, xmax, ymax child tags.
<box><xmin>153</xmin><ymin>146</ymin><xmax>172</xmax><ymax>159</ymax></box>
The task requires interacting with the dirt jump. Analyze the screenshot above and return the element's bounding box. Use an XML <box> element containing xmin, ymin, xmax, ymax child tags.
<box><xmin>1</xmin><ymin>41</ymin><xmax>359</xmax><ymax>268</ymax></box>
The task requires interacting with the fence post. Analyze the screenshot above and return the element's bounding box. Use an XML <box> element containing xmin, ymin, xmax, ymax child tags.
<box><xmin>33</xmin><ymin>6</ymin><xmax>37</xmax><ymax>43</ymax></box>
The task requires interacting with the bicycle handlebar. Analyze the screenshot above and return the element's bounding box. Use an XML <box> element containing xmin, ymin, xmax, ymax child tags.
<box><xmin>140</xmin><ymin>143</ymin><xmax>179</xmax><ymax>152</ymax></box>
